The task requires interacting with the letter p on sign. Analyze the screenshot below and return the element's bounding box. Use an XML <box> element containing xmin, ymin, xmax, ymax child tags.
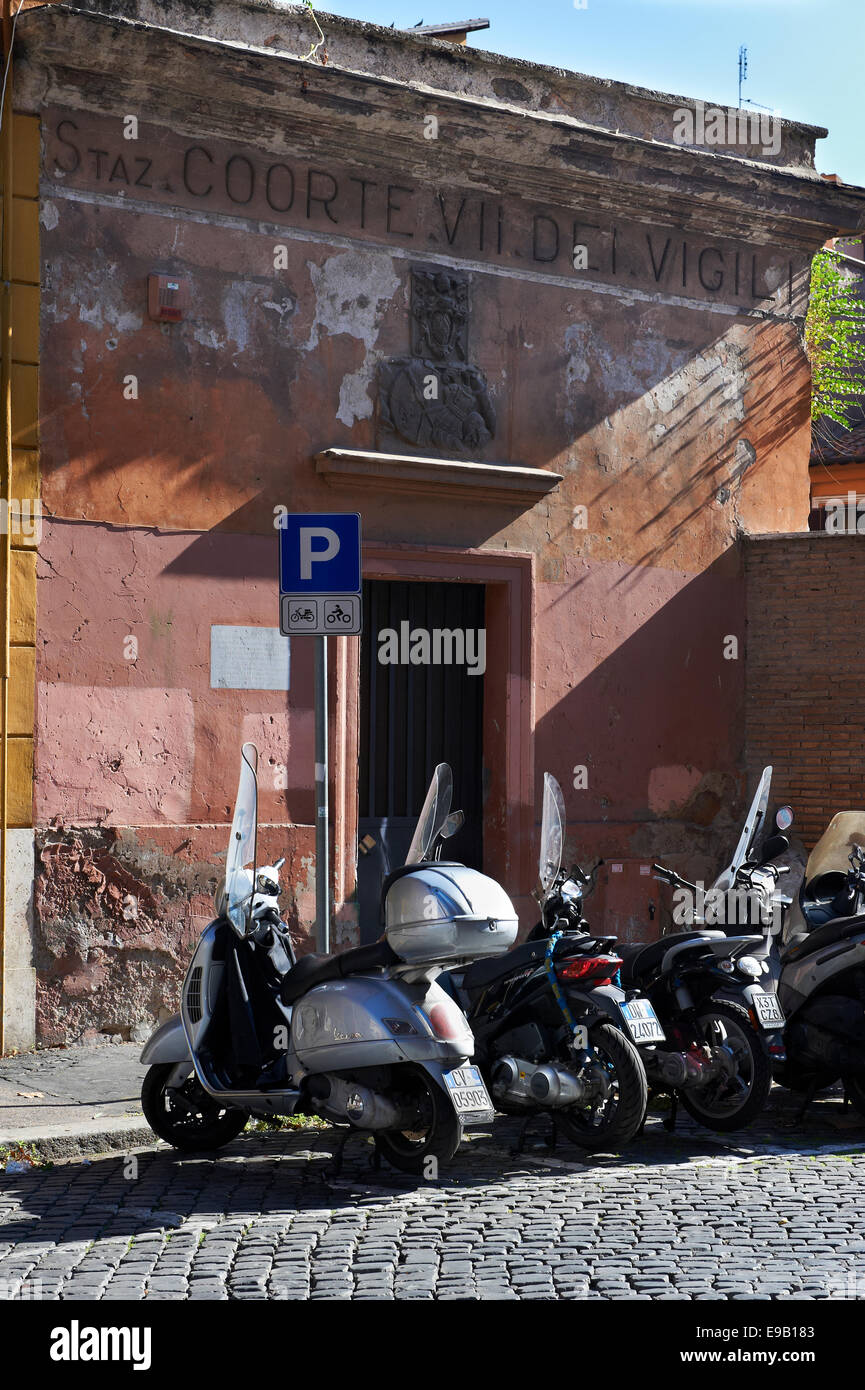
<box><xmin>299</xmin><ymin>527</ymin><xmax>340</xmax><ymax>580</ymax></box>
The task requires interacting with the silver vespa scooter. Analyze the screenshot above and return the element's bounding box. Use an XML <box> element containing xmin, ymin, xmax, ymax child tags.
<box><xmin>140</xmin><ymin>745</ymin><xmax>518</xmax><ymax>1173</ymax></box>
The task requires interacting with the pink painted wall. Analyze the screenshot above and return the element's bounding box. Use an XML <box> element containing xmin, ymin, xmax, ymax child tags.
<box><xmin>36</xmin><ymin>522</ymin><xmax>312</xmax><ymax>826</ymax></box>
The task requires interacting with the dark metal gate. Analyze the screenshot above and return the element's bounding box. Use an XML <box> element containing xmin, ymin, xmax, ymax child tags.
<box><xmin>357</xmin><ymin>579</ymin><xmax>485</xmax><ymax>942</ymax></box>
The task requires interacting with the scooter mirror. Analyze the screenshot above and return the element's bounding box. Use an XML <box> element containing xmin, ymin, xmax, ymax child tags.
<box><xmin>441</xmin><ymin>809</ymin><xmax>465</xmax><ymax>840</ymax></box>
<box><xmin>759</xmin><ymin>832</ymin><xmax>789</xmax><ymax>865</ymax></box>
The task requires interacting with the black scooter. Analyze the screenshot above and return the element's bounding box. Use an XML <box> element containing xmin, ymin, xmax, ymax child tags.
<box><xmin>619</xmin><ymin>768</ymin><xmax>788</xmax><ymax>1131</ymax></box>
<box><xmin>441</xmin><ymin>774</ymin><xmax>657</xmax><ymax>1150</ymax></box>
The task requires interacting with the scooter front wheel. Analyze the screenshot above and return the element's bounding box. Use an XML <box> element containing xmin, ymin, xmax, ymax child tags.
<box><xmin>374</xmin><ymin>1065</ymin><xmax>462</xmax><ymax>1175</ymax></box>
<box><xmin>141</xmin><ymin>1064</ymin><xmax>249</xmax><ymax>1152</ymax></box>
<box><xmin>557</xmin><ymin>1022</ymin><xmax>648</xmax><ymax>1151</ymax></box>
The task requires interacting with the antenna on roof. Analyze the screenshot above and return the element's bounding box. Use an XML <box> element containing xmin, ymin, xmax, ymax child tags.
<box><xmin>737</xmin><ymin>44</ymin><xmax>747</xmax><ymax>109</ymax></box>
<box><xmin>737</xmin><ymin>44</ymin><xmax>776</xmax><ymax>115</ymax></box>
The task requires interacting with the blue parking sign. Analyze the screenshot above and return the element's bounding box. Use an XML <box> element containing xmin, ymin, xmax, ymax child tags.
<box><xmin>279</xmin><ymin>513</ymin><xmax>362</xmax><ymax>595</ymax></box>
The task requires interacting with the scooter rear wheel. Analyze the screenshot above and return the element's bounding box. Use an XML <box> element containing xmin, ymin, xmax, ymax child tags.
<box><xmin>374</xmin><ymin>1065</ymin><xmax>462</xmax><ymax>1175</ymax></box>
<box><xmin>679</xmin><ymin>1000</ymin><xmax>771</xmax><ymax>1132</ymax></box>
<box><xmin>141</xmin><ymin>1064</ymin><xmax>249</xmax><ymax>1152</ymax></box>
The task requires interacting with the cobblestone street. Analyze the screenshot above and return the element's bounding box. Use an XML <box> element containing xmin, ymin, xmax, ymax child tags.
<box><xmin>1</xmin><ymin>1097</ymin><xmax>864</xmax><ymax>1302</ymax></box>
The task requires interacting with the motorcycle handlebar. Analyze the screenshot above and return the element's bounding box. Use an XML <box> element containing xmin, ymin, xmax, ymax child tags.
<box><xmin>652</xmin><ymin>862</ymin><xmax>697</xmax><ymax>893</ymax></box>
<box><xmin>569</xmin><ymin>858</ymin><xmax>603</xmax><ymax>887</ymax></box>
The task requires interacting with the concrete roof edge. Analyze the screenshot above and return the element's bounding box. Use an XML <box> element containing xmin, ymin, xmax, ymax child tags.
<box><xmin>20</xmin><ymin>0</ymin><xmax>830</xmax><ymax>144</ymax></box>
<box><xmin>19</xmin><ymin>7</ymin><xmax>855</xmax><ymax>199</ymax></box>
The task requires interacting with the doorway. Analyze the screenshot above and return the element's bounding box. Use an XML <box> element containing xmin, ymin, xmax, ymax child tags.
<box><xmin>357</xmin><ymin>578</ymin><xmax>485</xmax><ymax>941</ymax></box>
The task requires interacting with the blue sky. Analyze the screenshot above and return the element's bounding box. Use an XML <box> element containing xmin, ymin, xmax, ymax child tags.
<box><xmin>319</xmin><ymin>0</ymin><xmax>865</xmax><ymax>186</ymax></box>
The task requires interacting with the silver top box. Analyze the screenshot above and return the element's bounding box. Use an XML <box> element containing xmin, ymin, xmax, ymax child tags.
<box><xmin>385</xmin><ymin>864</ymin><xmax>518</xmax><ymax>964</ymax></box>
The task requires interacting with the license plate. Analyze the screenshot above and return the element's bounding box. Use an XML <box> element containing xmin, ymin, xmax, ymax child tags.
<box><xmin>620</xmin><ymin>997</ymin><xmax>666</xmax><ymax>1044</ymax></box>
<box><xmin>443</xmin><ymin>1065</ymin><xmax>495</xmax><ymax>1124</ymax></box>
<box><xmin>752</xmin><ymin>990</ymin><xmax>785</xmax><ymax>1029</ymax></box>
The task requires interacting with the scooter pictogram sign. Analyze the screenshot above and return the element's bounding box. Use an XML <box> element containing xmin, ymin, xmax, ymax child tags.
<box><xmin>280</xmin><ymin>593</ymin><xmax>361</xmax><ymax>635</ymax></box>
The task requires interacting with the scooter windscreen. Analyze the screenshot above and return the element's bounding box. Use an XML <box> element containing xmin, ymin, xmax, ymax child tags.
<box><xmin>538</xmin><ymin>772</ymin><xmax>566</xmax><ymax>902</ymax></box>
<box><xmin>224</xmin><ymin>742</ymin><xmax>259</xmax><ymax>935</ymax></box>
<box><xmin>711</xmin><ymin>764</ymin><xmax>773</xmax><ymax>893</ymax></box>
<box><xmin>405</xmin><ymin>762</ymin><xmax>453</xmax><ymax>864</ymax></box>
<box><xmin>801</xmin><ymin>811</ymin><xmax>865</xmax><ymax>893</ymax></box>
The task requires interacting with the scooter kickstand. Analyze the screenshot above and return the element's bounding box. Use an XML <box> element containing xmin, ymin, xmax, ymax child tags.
<box><xmin>791</xmin><ymin>1078</ymin><xmax>819</xmax><ymax>1129</ymax></box>
<box><xmin>663</xmin><ymin>1093</ymin><xmax>678</xmax><ymax>1133</ymax></box>
<box><xmin>513</xmin><ymin>1115</ymin><xmax>530</xmax><ymax>1155</ymax></box>
<box><xmin>322</xmin><ymin>1126</ymin><xmax>351</xmax><ymax>1181</ymax></box>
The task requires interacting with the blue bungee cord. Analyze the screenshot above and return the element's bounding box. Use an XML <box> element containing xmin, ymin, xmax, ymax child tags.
<box><xmin>544</xmin><ymin>929</ymin><xmax>585</xmax><ymax>1041</ymax></box>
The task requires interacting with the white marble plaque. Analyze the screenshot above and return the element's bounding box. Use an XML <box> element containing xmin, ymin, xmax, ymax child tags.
<box><xmin>210</xmin><ymin>625</ymin><xmax>290</xmax><ymax>691</ymax></box>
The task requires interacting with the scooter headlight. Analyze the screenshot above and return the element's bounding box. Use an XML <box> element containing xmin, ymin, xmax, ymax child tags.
<box><xmin>736</xmin><ymin>955</ymin><xmax>763</xmax><ymax>978</ymax></box>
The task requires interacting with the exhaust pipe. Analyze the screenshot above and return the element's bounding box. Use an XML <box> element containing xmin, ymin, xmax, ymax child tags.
<box><xmin>492</xmin><ymin>1055</ymin><xmax>587</xmax><ymax>1108</ymax></box>
<box><xmin>306</xmin><ymin>1075</ymin><xmax>415</xmax><ymax>1130</ymax></box>
<box><xmin>529</xmin><ymin>1064</ymin><xmax>586</xmax><ymax>1108</ymax></box>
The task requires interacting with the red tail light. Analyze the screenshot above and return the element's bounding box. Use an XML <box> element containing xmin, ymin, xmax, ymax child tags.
<box><xmin>425</xmin><ymin>1000</ymin><xmax>469</xmax><ymax>1042</ymax></box>
<box><xmin>557</xmin><ymin>956</ymin><xmax>622</xmax><ymax>987</ymax></box>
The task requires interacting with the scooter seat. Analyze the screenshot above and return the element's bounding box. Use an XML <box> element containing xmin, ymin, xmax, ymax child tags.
<box><xmin>781</xmin><ymin>914</ymin><xmax>865</xmax><ymax>964</ymax></box>
<box><xmin>280</xmin><ymin>938</ymin><xmax>399</xmax><ymax>1005</ymax></box>
<box><xmin>460</xmin><ymin>939</ymin><xmax>548</xmax><ymax>993</ymax></box>
<box><xmin>459</xmin><ymin>932</ymin><xmax>594</xmax><ymax>994</ymax></box>
<box><xmin>618</xmin><ymin>931</ymin><xmax>708</xmax><ymax>988</ymax></box>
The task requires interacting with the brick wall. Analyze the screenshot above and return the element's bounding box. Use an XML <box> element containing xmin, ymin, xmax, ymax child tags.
<box><xmin>745</xmin><ymin>532</ymin><xmax>865</xmax><ymax>848</ymax></box>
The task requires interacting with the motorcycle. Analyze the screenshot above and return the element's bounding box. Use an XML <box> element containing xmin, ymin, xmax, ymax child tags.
<box><xmin>326</xmin><ymin>606</ymin><xmax>352</xmax><ymax>625</ymax></box>
<box><xmin>139</xmin><ymin>747</ymin><xmax>518</xmax><ymax>1174</ymax></box>
<box><xmin>759</xmin><ymin>795</ymin><xmax>865</xmax><ymax>1118</ymax></box>
<box><xmin>625</xmin><ymin>767</ymin><xmax>784</xmax><ymax>1131</ymax></box>
<box><xmin>440</xmin><ymin>773</ymin><xmax>653</xmax><ymax>1150</ymax></box>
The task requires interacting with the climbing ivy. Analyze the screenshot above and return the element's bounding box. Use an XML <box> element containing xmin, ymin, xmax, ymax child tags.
<box><xmin>805</xmin><ymin>241</ymin><xmax>865</xmax><ymax>428</ymax></box>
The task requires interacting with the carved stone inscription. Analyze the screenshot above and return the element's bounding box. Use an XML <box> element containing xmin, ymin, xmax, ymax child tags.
<box><xmin>43</xmin><ymin>110</ymin><xmax>803</xmax><ymax>314</ymax></box>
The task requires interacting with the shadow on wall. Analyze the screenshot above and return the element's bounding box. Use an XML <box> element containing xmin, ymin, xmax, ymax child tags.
<box><xmin>580</xmin><ymin>323</ymin><xmax>806</xmax><ymax>577</ymax></box>
<box><xmin>532</xmin><ymin>550</ymin><xmax>749</xmax><ymax>941</ymax></box>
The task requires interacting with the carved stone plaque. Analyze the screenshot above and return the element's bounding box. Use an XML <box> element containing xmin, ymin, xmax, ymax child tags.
<box><xmin>378</xmin><ymin>269</ymin><xmax>495</xmax><ymax>455</ymax></box>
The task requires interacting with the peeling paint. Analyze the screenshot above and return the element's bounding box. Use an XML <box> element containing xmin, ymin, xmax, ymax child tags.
<box><xmin>49</xmin><ymin>262</ymin><xmax>144</xmax><ymax>337</ymax></box>
<box><xmin>337</xmin><ymin>352</ymin><xmax>382</xmax><ymax>427</ymax></box>
<box><xmin>305</xmin><ymin>250</ymin><xmax>400</xmax><ymax>353</ymax></box>
<box><xmin>39</xmin><ymin>199</ymin><xmax>60</xmax><ymax>231</ymax></box>
<box><xmin>648</xmin><ymin>764</ymin><xmax>703</xmax><ymax>815</ymax></box>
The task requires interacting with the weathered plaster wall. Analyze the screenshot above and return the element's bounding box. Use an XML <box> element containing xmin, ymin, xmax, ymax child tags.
<box><xmin>34</xmin><ymin>823</ymin><xmax>315</xmax><ymax>1044</ymax></box>
<box><xmin>36</xmin><ymin>524</ymin><xmax>317</xmax><ymax>825</ymax></box>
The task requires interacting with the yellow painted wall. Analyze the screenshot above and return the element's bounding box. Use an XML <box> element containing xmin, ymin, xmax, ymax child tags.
<box><xmin>1</xmin><ymin>113</ymin><xmax>40</xmax><ymax>828</ymax></box>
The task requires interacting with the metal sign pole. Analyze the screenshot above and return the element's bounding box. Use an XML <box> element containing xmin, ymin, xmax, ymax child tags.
<box><xmin>314</xmin><ymin>633</ymin><xmax>330</xmax><ymax>953</ymax></box>
<box><xmin>280</xmin><ymin>513</ymin><xmax>360</xmax><ymax>955</ymax></box>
